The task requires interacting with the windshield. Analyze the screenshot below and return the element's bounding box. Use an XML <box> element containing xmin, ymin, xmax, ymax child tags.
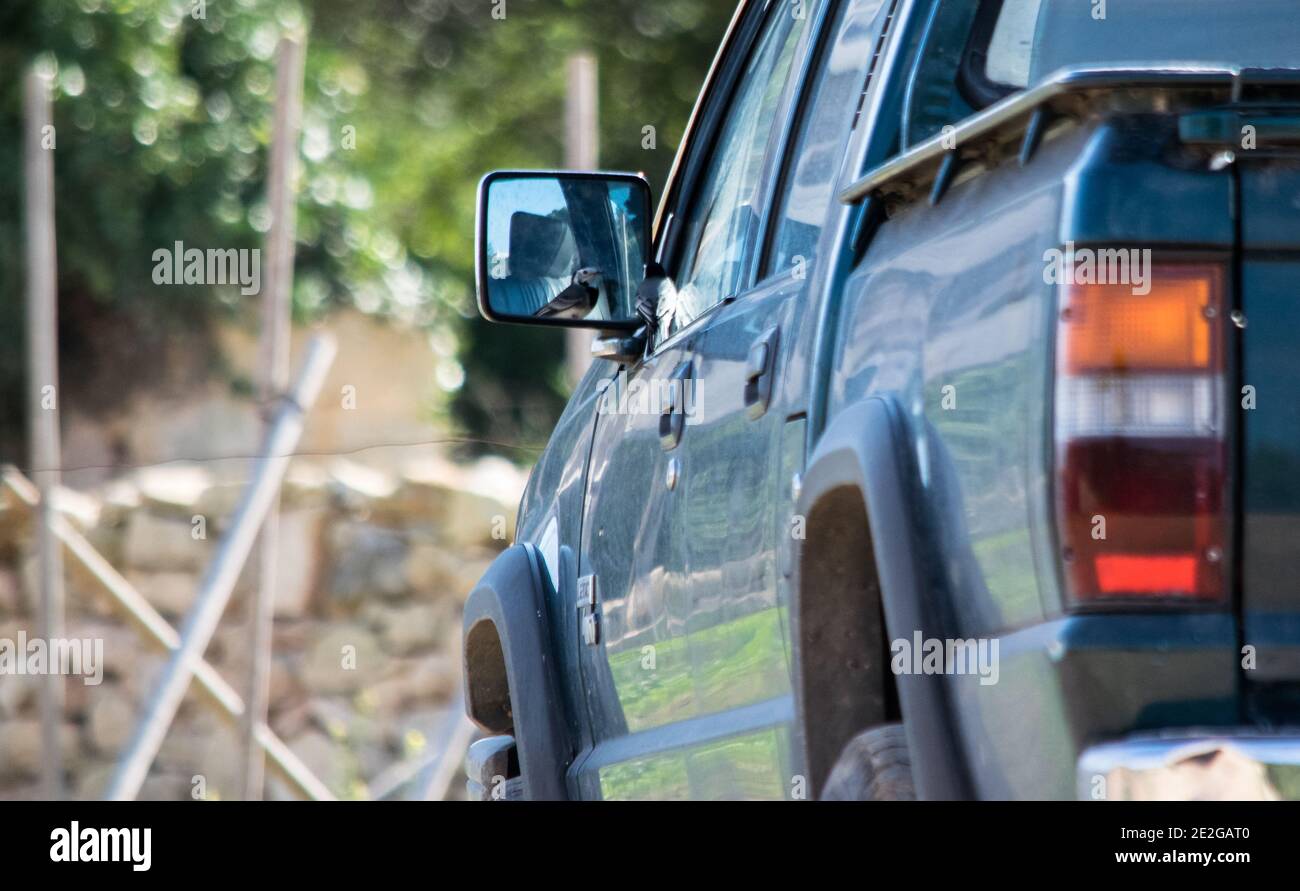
<box><xmin>986</xmin><ymin>0</ymin><xmax>1300</xmax><ymax>90</ymax></box>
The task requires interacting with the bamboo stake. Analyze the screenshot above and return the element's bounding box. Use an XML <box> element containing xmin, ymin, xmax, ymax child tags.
<box><xmin>23</xmin><ymin>66</ymin><xmax>65</xmax><ymax>800</ymax></box>
<box><xmin>242</xmin><ymin>34</ymin><xmax>306</xmax><ymax>803</ymax></box>
<box><xmin>564</xmin><ymin>52</ymin><xmax>599</xmax><ymax>386</ymax></box>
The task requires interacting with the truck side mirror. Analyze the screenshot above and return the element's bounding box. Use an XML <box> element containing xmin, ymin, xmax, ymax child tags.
<box><xmin>476</xmin><ymin>170</ymin><xmax>651</xmax><ymax>331</ymax></box>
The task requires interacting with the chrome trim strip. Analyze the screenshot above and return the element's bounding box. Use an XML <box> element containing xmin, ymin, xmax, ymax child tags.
<box><xmin>839</xmin><ymin>64</ymin><xmax>1300</xmax><ymax>206</ymax></box>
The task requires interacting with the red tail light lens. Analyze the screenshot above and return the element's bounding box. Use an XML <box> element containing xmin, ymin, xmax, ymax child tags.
<box><xmin>1055</xmin><ymin>262</ymin><xmax>1227</xmax><ymax>605</ymax></box>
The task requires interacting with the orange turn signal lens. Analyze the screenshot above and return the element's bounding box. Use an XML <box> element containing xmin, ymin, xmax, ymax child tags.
<box><xmin>1062</xmin><ymin>264</ymin><xmax>1223</xmax><ymax>375</ymax></box>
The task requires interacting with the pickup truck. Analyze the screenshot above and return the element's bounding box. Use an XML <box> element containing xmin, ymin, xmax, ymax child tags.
<box><xmin>460</xmin><ymin>0</ymin><xmax>1300</xmax><ymax>800</ymax></box>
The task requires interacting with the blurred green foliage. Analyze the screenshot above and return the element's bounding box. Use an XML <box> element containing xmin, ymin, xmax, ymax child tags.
<box><xmin>0</xmin><ymin>0</ymin><xmax>733</xmax><ymax>460</ymax></box>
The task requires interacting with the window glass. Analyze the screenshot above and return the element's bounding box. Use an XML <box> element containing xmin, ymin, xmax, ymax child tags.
<box><xmin>659</xmin><ymin>2</ymin><xmax>811</xmax><ymax>342</ymax></box>
<box><xmin>986</xmin><ymin>0</ymin><xmax>1300</xmax><ymax>91</ymax></box>
<box><xmin>767</xmin><ymin>0</ymin><xmax>884</xmax><ymax>278</ymax></box>
<box><xmin>985</xmin><ymin>0</ymin><xmax>1043</xmax><ymax>88</ymax></box>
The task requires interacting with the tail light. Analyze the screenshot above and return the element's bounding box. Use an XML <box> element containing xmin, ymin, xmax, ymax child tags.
<box><xmin>1055</xmin><ymin>261</ymin><xmax>1227</xmax><ymax>606</ymax></box>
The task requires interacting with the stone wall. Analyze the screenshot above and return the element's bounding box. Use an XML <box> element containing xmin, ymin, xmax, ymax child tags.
<box><xmin>60</xmin><ymin>310</ymin><xmax>460</xmax><ymax>491</ymax></box>
<box><xmin>0</xmin><ymin>452</ymin><xmax>525</xmax><ymax>800</ymax></box>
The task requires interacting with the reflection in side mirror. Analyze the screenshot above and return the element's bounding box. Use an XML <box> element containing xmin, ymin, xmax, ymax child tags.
<box><xmin>476</xmin><ymin>171</ymin><xmax>651</xmax><ymax>330</ymax></box>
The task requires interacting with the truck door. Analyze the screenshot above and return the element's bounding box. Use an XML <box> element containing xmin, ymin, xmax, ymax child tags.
<box><xmin>669</xmin><ymin>0</ymin><xmax>893</xmax><ymax>798</ymax></box>
<box><xmin>571</xmin><ymin>0</ymin><xmax>820</xmax><ymax>799</ymax></box>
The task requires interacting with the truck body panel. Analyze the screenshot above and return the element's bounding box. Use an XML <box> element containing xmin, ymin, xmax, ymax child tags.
<box><xmin>465</xmin><ymin>0</ymin><xmax>1300</xmax><ymax>800</ymax></box>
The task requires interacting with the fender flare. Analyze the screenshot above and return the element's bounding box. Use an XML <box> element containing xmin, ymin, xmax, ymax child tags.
<box><xmin>794</xmin><ymin>395</ymin><xmax>974</xmax><ymax>800</ymax></box>
<box><xmin>462</xmin><ymin>543</ymin><xmax>571</xmax><ymax>800</ymax></box>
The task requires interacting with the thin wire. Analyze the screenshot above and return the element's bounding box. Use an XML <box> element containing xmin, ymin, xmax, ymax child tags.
<box><xmin>8</xmin><ymin>435</ymin><xmax>546</xmax><ymax>477</ymax></box>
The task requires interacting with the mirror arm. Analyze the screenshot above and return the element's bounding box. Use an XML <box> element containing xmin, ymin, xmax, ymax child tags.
<box><xmin>592</xmin><ymin>326</ymin><xmax>648</xmax><ymax>365</ymax></box>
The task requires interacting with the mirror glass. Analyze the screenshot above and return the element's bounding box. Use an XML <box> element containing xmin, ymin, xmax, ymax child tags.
<box><xmin>480</xmin><ymin>174</ymin><xmax>649</xmax><ymax>326</ymax></box>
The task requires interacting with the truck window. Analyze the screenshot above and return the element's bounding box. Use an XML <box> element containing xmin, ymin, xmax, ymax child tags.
<box><xmin>986</xmin><ymin>0</ymin><xmax>1300</xmax><ymax>91</ymax></box>
<box><xmin>900</xmin><ymin>0</ymin><xmax>982</xmax><ymax>147</ymax></box>
<box><xmin>983</xmin><ymin>0</ymin><xmax>1040</xmax><ymax>89</ymax></box>
<box><xmin>661</xmin><ymin>1</ymin><xmax>812</xmax><ymax>342</ymax></box>
<box><xmin>766</xmin><ymin>0</ymin><xmax>886</xmax><ymax>279</ymax></box>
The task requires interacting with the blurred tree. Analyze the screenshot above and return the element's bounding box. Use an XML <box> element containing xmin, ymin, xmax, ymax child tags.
<box><xmin>0</xmin><ymin>0</ymin><xmax>732</xmax><ymax>461</ymax></box>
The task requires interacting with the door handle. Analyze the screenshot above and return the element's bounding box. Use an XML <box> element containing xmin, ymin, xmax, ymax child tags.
<box><xmin>743</xmin><ymin>327</ymin><xmax>780</xmax><ymax>420</ymax></box>
<box><xmin>659</xmin><ymin>360</ymin><xmax>694</xmax><ymax>450</ymax></box>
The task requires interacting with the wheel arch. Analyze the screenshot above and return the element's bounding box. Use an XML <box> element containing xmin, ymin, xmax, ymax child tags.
<box><xmin>793</xmin><ymin>395</ymin><xmax>974</xmax><ymax>800</ymax></box>
<box><xmin>461</xmin><ymin>543</ymin><xmax>571</xmax><ymax>800</ymax></box>
<box><xmin>795</xmin><ymin>482</ymin><xmax>894</xmax><ymax>795</ymax></box>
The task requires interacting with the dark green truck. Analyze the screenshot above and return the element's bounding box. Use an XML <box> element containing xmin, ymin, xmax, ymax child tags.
<box><xmin>460</xmin><ymin>0</ymin><xmax>1300</xmax><ymax>800</ymax></box>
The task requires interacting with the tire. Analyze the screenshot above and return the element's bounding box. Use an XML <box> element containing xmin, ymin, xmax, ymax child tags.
<box><xmin>820</xmin><ymin>723</ymin><xmax>916</xmax><ymax>801</ymax></box>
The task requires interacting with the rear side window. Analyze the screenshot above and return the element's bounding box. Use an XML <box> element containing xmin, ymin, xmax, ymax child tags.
<box><xmin>984</xmin><ymin>0</ymin><xmax>1041</xmax><ymax>88</ymax></box>
<box><xmin>766</xmin><ymin>0</ymin><xmax>888</xmax><ymax>279</ymax></box>
<box><xmin>985</xmin><ymin>0</ymin><xmax>1300</xmax><ymax>91</ymax></box>
<box><xmin>661</xmin><ymin>1</ymin><xmax>812</xmax><ymax>342</ymax></box>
